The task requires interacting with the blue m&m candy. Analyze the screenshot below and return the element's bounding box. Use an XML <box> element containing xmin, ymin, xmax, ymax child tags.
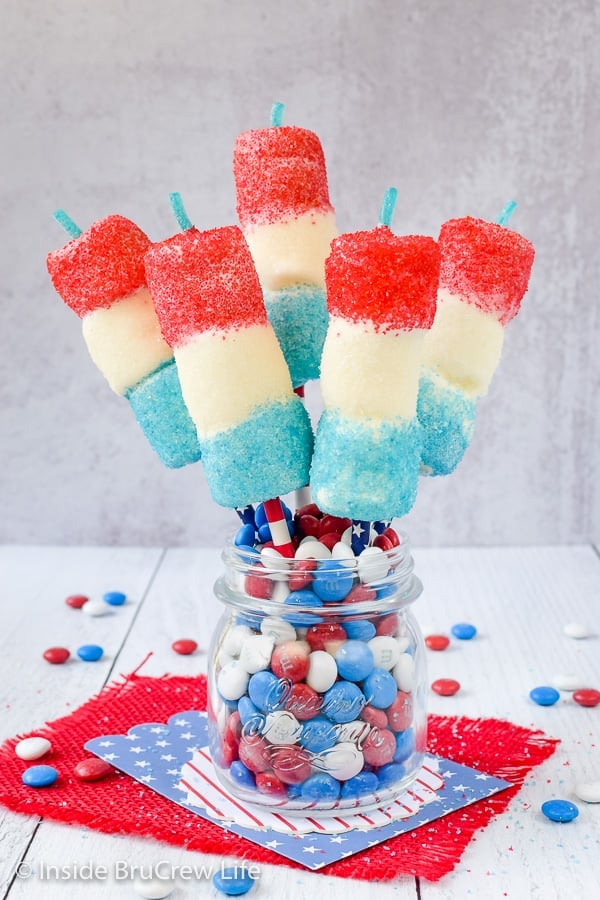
<box><xmin>248</xmin><ymin>671</ymin><xmax>286</xmax><ymax>713</ymax></box>
<box><xmin>335</xmin><ymin>641</ymin><xmax>374</xmax><ymax>682</ymax></box>
<box><xmin>299</xmin><ymin>716</ymin><xmax>337</xmax><ymax>753</ymax></box>
<box><xmin>238</xmin><ymin>696</ymin><xmax>261</xmax><ymax>726</ymax></box>
<box><xmin>340</xmin><ymin>772</ymin><xmax>379</xmax><ymax>798</ymax></box>
<box><xmin>103</xmin><ymin>591</ymin><xmax>126</xmax><ymax>606</ymax></box>
<box><xmin>76</xmin><ymin>644</ymin><xmax>104</xmax><ymax>662</ymax></box>
<box><xmin>529</xmin><ymin>686</ymin><xmax>560</xmax><ymax>706</ymax></box>
<box><xmin>283</xmin><ymin>590</ymin><xmax>324</xmax><ymax>626</ymax></box>
<box><xmin>229</xmin><ymin>761</ymin><xmax>256</xmax><ymax>790</ymax></box>
<box><xmin>541</xmin><ymin>799</ymin><xmax>579</xmax><ymax>822</ymax></box>
<box><xmin>213</xmin><ymin>867</ymin><xmax>256</xmax><ymax>896</ymax></box>
<box><xmin>234</xmin><ymin>523</ymin><xmax>256</xmax><ymax>547</ymax></box>
<box><xmin>343</xmin><ymin>620</ymin><xmax>376</xmax><ymax>641</ymax></box>
<box><xmin>363</xmin><ymin>669</ymin><xmax>397</xmax><ymax>709</ymax></box>
<box><xmin>393</xmin><ymin>728</ymin><xmax>416</xmax><ymax>763</ymax></box>
<box><xmin>300</xmin><ymin>772</ymin><xmax>340</xmax><ymax>802</ymax></box>
<box><xmin>312</xmin><ymin>561</ymin><xmax>354</xmax><ymax>602</ymax></box>
<box><xmin>451</xmin><ymin>622</ymin><xmax>477</xmax><ymax>640</ymax></box>
<box><xmin>323</xmin><ymin>681</ymin><xmax>366</xmax><ymax>723</ymax></box>
<box><xmin>22</xmin><ymin>765</ymin><xmax>59</xmax><ymax>788</ymax></box>
<box><xmin>377</xmin><ymin>762</ymin><xmax>405</xmax><ymax>788</ymax></box>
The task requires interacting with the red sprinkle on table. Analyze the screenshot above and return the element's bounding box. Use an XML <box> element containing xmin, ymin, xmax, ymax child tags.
<box><xmin>431</xmin><ymin>678</ymin><xmax>461</xmax><ymax>696</ymax></box>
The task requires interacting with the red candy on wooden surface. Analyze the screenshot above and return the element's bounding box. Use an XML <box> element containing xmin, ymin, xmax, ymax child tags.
<box><xmin>65</xmin><ymin>594</ymin><xmax>89</xmax><ymax>609</ymax></box>
<box><xmin>325</xmin><ymin>229</ymin><xmax>440</xmax><ymax>331</ymax></box>
<box><xmin>438</xmin><ymin>216</ymin><xmax>535</xmax><ymax>325</ymax></box>
<box><xmin>74</xmin><ymin>757</ymin><xmax>115</xmax><ymax>782</ymax></box>
<box><xmin>146</xmin><ymin>226</ymin><xmax>267</xmax><ymax>347</ymax></box>
<box><xmin>425</xmin><ymin>634</ymin><xmax>450</xmax><ymax>651</ymax></box>
<box><xmin>234</xmin><ymin>126</ymin><xmax>333</xmax><ymax>227</ymax></box>
<box><xmin>47</xmin><ymin>215</ymin><xmax>151</xmax><ymax>318</ymax></box>
<box><xmin>572</xmin><ymin>689</ymin><xmax>600</xmax><ymax>708</ymax></box>
<box><xmin>43</xmin><ymin>647</ymin><xmax>70</xmax><ymax>665</ymax></box>
<box><xmin>171</xmin><ymin>639</ymin><xmax>198</xmax><ymax>656</ymax></box>
<box><xmin>432</xmin><ymin>678</ymin><xmax>461</xmax><ymax>696</ymax></box>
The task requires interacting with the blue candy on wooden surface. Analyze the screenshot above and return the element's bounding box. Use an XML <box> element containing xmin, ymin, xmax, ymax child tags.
<box><xmin>541</xmin><ymin>799</ymin><xmax>579</xmax><ymax>822</ymax></box>
<box><xmin>103</xmin><ymin>590</ymin><xmax>126</xmax><ymax>606</ymax></box>
<box><xmin>529</xmin><ymin>686</ymin><xmax>560</xmax><ymax>706</ymax></box>
<box><xmin>451</xmin><ymin>622</ymin><xmax>477</xmax><ymax>640</ymax></box>
<box><xmin>77</xmin><ymin>644</ymin><xmax>104</xmax><ymax>662</ymax></box>
<box><xmin>213</xmin><ymin>867</ymin><xmax>256</xmax><ymax>896</ymax></box>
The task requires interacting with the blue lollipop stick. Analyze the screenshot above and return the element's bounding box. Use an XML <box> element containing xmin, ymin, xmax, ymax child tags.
<box><xmin>53</xmin><ymin>209</ymin><xmax>83</xmax><ymax>239</ymax></box>
<box><xmin>495</xmin><ymin>200</ymin><xmax>517</xmax><ymax>227</ymax></box>
<box><xmin>270</xmin><ymin>102</ymin><xmax>285</xmax><ymax>127</ymax></box>
<box><xmin>379</xmin><ymin>187</ymin><xmax>398</xmax><ymax>228</ymax></box>
<box><xmin>169</xmin><ymin>192</ymin><xmax>193</xmax><ymax>231</ymax></box>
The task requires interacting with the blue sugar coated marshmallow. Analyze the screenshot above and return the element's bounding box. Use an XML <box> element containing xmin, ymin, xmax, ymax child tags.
<box><xmin>300</xmin><ymin>717</ymin><xmax>338</xmax><ymax>753</ymax></box>
<box><xmin>103</xmin><ymin>591</ymin><xmax>126</xmax><ymax>606</ymax></box>
<box><xmin>283</xmin><ymin>590</ymin><xmax>324</xmax><ymax>626</ymax></box>
<box><xmin>229</xmin><ymin>761</ymin><xmax>256</xmax><ymax>790</ymax></box>
<box><xmin>248</xmin><ymin>671</ymin><xmax>286</xmax><ymax>713</ymax></box>
<box><xmin>335</xmin><ymin>641</ymin><xmax>374</xmax><ymax>682</ymax></box>
<box><xmin>541</xmin><ymin>799</ymin><xmax>579</xmax><ymax>823</ymax></box>
<box><xmin>394</xmin><ymin>729</ymin><xmax>416</xmax><ymax>764</ymax></box>
<box><xmin>451</xmin><ymin>622</ymin><xmax>477</xmax><ymax>640</ymax></box>
<box><xmin>300</xmin><ymin>772</ymin><xmax>341</xmax><ymax>802</ymax></box>
<box><xmin>363</xmin><ymin>669</ymin><xmax>397</xmax><ymax>709</ymax></box>
<box><xmin>312</xmin><ymin>560</ymin><xmax>355</xmax><ymax>602</ymax></box>
<box><xmin>341</xmin><ymin>772</ymin><xmax>379</xmax><ymax>799</ymax></box>
<box><xmin>213</xmin><ymin>867</ymin><xmax>256</xmax><ymax>896</ymax></box>
<box><xmin>343</xmin><ymin>620</ymin><xmax>376</xmax><ymax>641</ymax></box>
<box><xmin>126</xmin><ymin>358</ymin><xmax>202</xmax><ymax>468</ymax></box>
<box><xmin>417</xmin><ymin>372</ymin><xmax>476</xmax><ymax>476</ymax></box>
<box><xmin>22</xmin><ymin>765</ymin><xmax>58</xmax><ymax>788</ymax></box>
<box><xmin>323</xmin><ymin>682</ymin><xmax>366</xmax><ymax>723</ymax></box>
<box><xmin>76</xmin><ymin>644</ymin><xmax>104</xmax><ymax>662</ymax></box>
<box><xmin>201</xmin><ymin>397</ymin><xmax>313</xmax><ymax>508</ymax></box>
<box><xmin>530</xmin><ymin>686</ymin><xmax>561</xmax><ymax>707</ymax></box>
<box><xmin>310</xmin><ymin>410</ymin><xmax>421</xmax><ymax>520</ymax></box>
<box><xmin>264</xmin><ymin>284</ymin><xmax>329</xmax><ymax>387</ymax></box>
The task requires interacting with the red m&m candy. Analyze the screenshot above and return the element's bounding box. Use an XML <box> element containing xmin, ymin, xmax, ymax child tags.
<box><xmin>431</xmin><ymin>678</ymin><xmax>461</xmax><ymax>696</ymax></box>
<box><xmin>425</xmin><ymin>634</ymin><xmax>450</xmax><ymax>651</ymax></box>
<box><xmin>172</xmin><ymin>639</ymin><xmax>198</xmax><ymax>655</ymax></box>
<box><xmin>65</xmin><ymin>594</ymin><xmax>89</xmax><ymax>609</ymax></box>
<box><xmin>74</xmin><ymin>757</ymin><xmax>115</xmax><ymax>782</ymax></box>
<box><xmin>43</xmin><ymin>647</ymin><xmax>70</xmax><ymax>665</ymax></box>
<box><xmin>573</xmin><ymin>689</ymin><xmax>600</xmax><ymax>708</ymax></box>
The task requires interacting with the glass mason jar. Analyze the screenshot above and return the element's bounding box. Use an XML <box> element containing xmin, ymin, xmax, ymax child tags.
<box><xmin>207</xmin><ymin>535</ymin><xmax>426</xmax><ymax>814</ymax></box>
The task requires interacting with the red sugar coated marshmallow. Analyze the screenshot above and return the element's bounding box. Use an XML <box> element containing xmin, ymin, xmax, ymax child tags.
<box><xmin>145</xmin><ymin>225</ymin><xmax>267</xmax><ymax>347</ymax></box>
<box><xmin>325</xmin><ymin>229</ymin><xmax>440</xmax><ymax>331</ymax></box>
<box><xmin>432</xmin><ymin>678</ymin><xmax>461</xmax><ymax>696</ymax></box>
<box><xmin>425</xmin><ymin>635</ymin><xmax>450</xmax><ymax>651</ymax></box>
<box><xmin>74</xmin><ymin>757</ymin><xmax>115</xmax><ymax>782</ymax></box>
<box><xmin>234</xmin><ymin>126</ymin><xmax>333</xmax><ymax>228</ymax></box>
<box><xmin>46</xmin><ymin>215</ymin><xmax>150</xmax><ymax>318</ymax></box>
<box><xmin>65</xmin><ymin>594</ymin><xmax>89</xmax><ymax>609</ymax></box>
<box><xmin>43</xmin><ymin>647</ymin><xmax>70</xmax><ymax>665</ymax></box>
<box><xmin>438</xmin><ymin>217</ymin><xmax>535</xmax><ymax>325</ymax></box>
<box><xmin>572</xmin><ymin>689</ymin><xmax>600</xmax><ymax>708</ymax></box>
<box><xmin>171</xmin><ymin>639</ymin><xmax>198</xmax><ymax>656</ymax></box>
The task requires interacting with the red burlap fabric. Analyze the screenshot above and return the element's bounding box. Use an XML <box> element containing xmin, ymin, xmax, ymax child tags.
<box><xmin>0</xmin><ymin>674</ymin><xmax>558</xmax><ymax>882</ymax></box>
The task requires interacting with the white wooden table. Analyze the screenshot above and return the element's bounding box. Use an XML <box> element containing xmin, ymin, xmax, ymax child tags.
<box><xmin>0</xmin><ymin>545</ymin><xmax>598</xmax><ymax>899</ymax></box>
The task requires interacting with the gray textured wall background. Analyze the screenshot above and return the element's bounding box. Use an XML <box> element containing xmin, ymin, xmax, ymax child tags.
<box><xmin>1</xmin><ymin>0</ymin><xmax>599</xmax><ymax>548</ymax></box>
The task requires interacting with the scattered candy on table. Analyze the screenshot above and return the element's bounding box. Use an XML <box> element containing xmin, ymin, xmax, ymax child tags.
<box><xmin>425</xmin><ymin>634</ymin><xmax>450</xmax><ymax>651</ymax></box>
<box><xmin>43</xmin><ymin>647</ymin><xmax>70</xmax><ymax>665</ymax></box>
<box><xmin>529</xmin><ymin>686</ymin><xmax>560</xmax><ymax>707</ymax></box>
<box><xmin>213</xmin><ymin>867</ymin><xmax>257</xmax><ymax>896</ymax></box>
<box><xmin>133</xmin><ymin>876</ymin><xmax>175</xmax><ymax>899</ymax></box>
<box><xmin>103</xmin><ymin>590</ymin><xmax>127</xmax><ymax>606</ymax></box>
<box><xmin>21</xmin><ymin>765</ymin><xmax>59</xmax><ymax>788</ymax></box>
<box><xmin>76</xmin><ymin>644</ymin><xmax>104</xmax><ymax>662</ymax></box>
<box><xmin>562</xmin><ymin>622</ymin><xmax>592</xmax><ymax>639</ymax></box>
<box><xmin>81</xmin><ymin>600</ymin><xmax>111</xmax><ymax>617</ymax></box>
<box><xmin>431</xmin><ymin>678</ymin><xmax>461</xmax><ymax>697</ymax></box>
<box><xmin>15</xmin><ymin>737</ymin><xmax>51</xmax><ymax>761</ymax></box>
<box><xmin>541</xmin><ymin>799</ymin><xmax>579</xmax><ymax>823</ymax></box>
<box><xmin>574</xmin><ymin>781</ymin><xmax>600</xmax><ymax>803</ymax></box>
<box><xmin>64</xmin><ymin>594</ymin><xmax>89</xmax><ymax>609</ymax></box>
<box><xmin>551</xmin><ymin>673</ymin><xmax>585</xmax><ymax>692</ymax></box>
<box><xmin>172</xmin><ymin>639</ymin><xmax>199</xmax><ymax>655</ymax></box>
<box><xmin>451</xmin><ymin>622</ymin><xmax>477</xmax><ymax>640</ymax></box>
<box><xmin>74</xmin><ymin>757</ymin><xmax>115</xmax><ymax>782</ymax></box>
<box><xmin>572</xmin><ymin>688</ymin><xmax>600</xmax><ymax>708</ymax></box>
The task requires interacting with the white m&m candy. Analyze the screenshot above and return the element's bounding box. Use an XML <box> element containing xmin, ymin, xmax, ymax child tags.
<box><xmin>393</xmin><ymin>653</ymin><xmax>414</xmax><ymax>692</ymax></box>
<box><xmin>222</xmin><ymin>625</ymin><xmax>253</xmax><ymax>658</ymax></box>
<box><xmin>306</xmin><ymin>650</ymin><xmax>338</xmax><ymax>692</ymax></box>
<box><xmin>358</xmin><ymin>547</ymin><xmax>389</xmax><ymax>583</ymax></box>
<box><xmin>317</xmin><ymin>742</ymin><xmax>364</xmax><ymax>780</ymax></box>
<box><xmin>263</xmin><ymin>711</ymin><xmax>302</xmax><ymax>745</ymax></box>
<box><xmin>217</xmin><ymin>661</ymin><xmax>250</xmax><ymax>701</ymax></box>
<box><xmin>238</xmin><ymin>635</ymin><xmax>275</xmax><ymax>674</ymax></box>
<box><xmin>15</xmin><ymin>737</ymin><xmax>52</xmax><ymax>761</ymax></box>
<box><xmin>260</xmin><ymin>616</ymin><xmax>296</xmax><ymax>644</ymax></box>
<box><xmin>368</xmin><ymin>635</ymin><xmax>401</xmax><ymax>670</ymax></box>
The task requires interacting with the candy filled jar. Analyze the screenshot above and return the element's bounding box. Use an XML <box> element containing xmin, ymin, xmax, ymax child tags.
<box><xmin>207</xmin><ymin>536</ymin><xmax>427</xmax><ymax>814</ymax></box>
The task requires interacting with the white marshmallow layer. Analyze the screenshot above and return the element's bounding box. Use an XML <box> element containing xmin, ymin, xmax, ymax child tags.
<box><xmin>175</xmin><ymin>324</ymin><xmax>293</xmax><ymax>436</ymax></box>
<box><xmin>320</xmin><ymin>316</ymin><xmax>426</xmax><ymax>421</ymax></box>
<box><xmin>81</xmin><ymin>287</ymin><xmax>172</xmax><ymax>395</ymax></box>
<box><xmin>421</xmin><ymin>289</ymin><xmax>505</xmax><ymax>397</ymax></box>
<box><xmin>243</xmin><ymin>210</ymin><xmax>337</xmax><ymax>291</ymax></box>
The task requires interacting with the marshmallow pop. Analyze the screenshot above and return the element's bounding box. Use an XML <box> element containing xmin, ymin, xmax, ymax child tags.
<box><xmin>310</xmin><ymin>191</ymin><xmax>440</xmax><ymax>521</ymax></box>
<box><xmin>145</xmin><ymin>218</ymin><xmax>314</xmax><ymax>509</ymax></box>
<box><xmin>233</xmin><ymin>103</ymin><xmax>337</xmax><ymax>388</ymax></box>
<box><xmin>417</xmin><ymin>208</ymin><xmax>535</xmax><ymax>475</ymax></box>
<box><xmin>46</xmin><ymin>212</ymin><xmax>202</xmax><ymax>468</ymax></box>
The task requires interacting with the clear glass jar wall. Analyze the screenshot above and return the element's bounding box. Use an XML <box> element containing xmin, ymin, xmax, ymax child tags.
<box><xmin>207</xmin><ymin>535</ymin><xmax>427</xmax><ymax>813</ymax></box>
